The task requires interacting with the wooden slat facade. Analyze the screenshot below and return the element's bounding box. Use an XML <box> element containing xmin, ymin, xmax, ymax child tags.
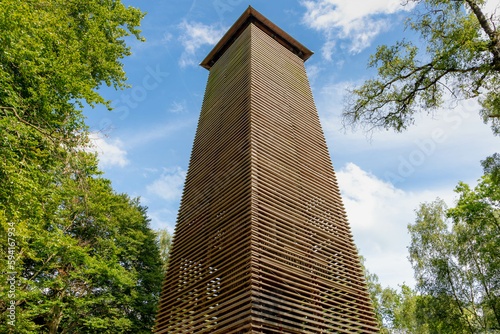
<box><xmin>155</xmin><ymin>7</ymin><xmax>379</xmax><ymax>333</ymax></box>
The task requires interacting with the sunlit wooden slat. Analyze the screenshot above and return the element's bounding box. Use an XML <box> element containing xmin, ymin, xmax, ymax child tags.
<box><xmin>155</xmin><ymin>7</ymin><xmax>379</xmax><ymax>333</ymax></box>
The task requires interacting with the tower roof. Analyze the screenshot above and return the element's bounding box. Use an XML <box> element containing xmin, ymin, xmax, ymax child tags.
<box><xmin>200</xmin><ymin>6</ymin><xmax>314</xmax><ymax>70</ymax></box>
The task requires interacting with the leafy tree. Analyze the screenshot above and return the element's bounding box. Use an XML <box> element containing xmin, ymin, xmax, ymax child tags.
<box><xmin>449</xmin><ymin>173</ymin><xmax>500</xmax><ymax>328</ymax></box>
<box><xmin>0</xmin><ymin>0</ymin><xmax>145</xmax><ymax>229</ymax></box>
<box><xmin>393</xmin><ymin>284</ymin><xmax>429</xmax><ymax>334</ymax></box>
<box><xmin>481</xmin><ymin>152</ymin><xmax>500</xmax><ymax>183</ymax></box>
<box><xmin>343</xmin><ymin>0</ymin><xmax>500</xmax><ymax>135</ymax></box>
<box><xmin>345</xmin><ymin>2</ymin><xmax>500</xmax><ymax>328</ymax></box>
<box><xmin>415</xmin><ymin>293</ymin><xmax>471</xmax><ymax>333</ymax></box>
<box><xmin>408</xmin><ymin>177</ymin><xmax>500</xmax><ymax>333</ymax></box>
<box><xmin>156</xmin><ymin>228</ymin><xmax>173</xmax><ymax>273</ymax></box>
<box><xmin>0</xmin><ymin>0</ymin><xmax>145</xmax><ymax>227</ymax></box>
<box><xmin>359</xmin><ymin>255</ymin><xmax>389</xmax><ymax>332</ymax></box>
<box><xmin>0</xmin><ymin>0</ymin><xmax>165</xmax><ymax>332</ymax></box>
<box><xmin>361</xmin><ymin>255</ymin><xmax>428</xmax><ymax>333</ymax></box>
<box><xmin>0</xmin><ymin>153</ymin><xmax>164</xmax><ymax>333</ymax></box>
<box><xmin>0</xmin><ymin>0</ymin><xmax>144</xmax><ymax>132</ymax></box>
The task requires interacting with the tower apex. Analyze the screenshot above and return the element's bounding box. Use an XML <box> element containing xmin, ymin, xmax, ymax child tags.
<box><xmin>200</xmin><ymin>6</ymin><xmax>314</xmax><ymax>70</ymax></box>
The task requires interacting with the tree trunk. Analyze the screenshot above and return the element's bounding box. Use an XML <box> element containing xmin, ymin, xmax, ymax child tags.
<box><xmin>47</xmin><ymin>289</ymin><xmax>66</xmax><ymax>334</ymax></box>
<box><xmin>48</xmin><ymin>305</ymin><xmax>63</xmax><ymax>334</ymax></box>
<box><xmin>464</xmin><ymin>0</ymin><xmax>500</xmax><ymax>69</ymax></box>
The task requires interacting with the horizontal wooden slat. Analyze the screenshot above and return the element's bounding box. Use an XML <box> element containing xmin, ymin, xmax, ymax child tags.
<box><xmin>155</xmin><ymin>11</ymin><xmax>379</xmax><ymax>333</ymax></box>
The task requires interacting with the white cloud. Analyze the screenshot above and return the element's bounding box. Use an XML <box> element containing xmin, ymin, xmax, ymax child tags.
<box><xmin>483</xmin><ymin>0</ymin><xmax>500</xmax><ymax>20</ymax></box>
<box><xmin>305</xmin><ymin>63</ymin><xmax>323</xmax><ymax>85</ymax></box>
<box><xmin>316</xmin><ymin>80</ymin><xmax>497</xmax><ymax>168</ymax></box>
<box><xmin>336</xmin><ymin>163</ymin><xmax>456</xmax><ymax>288</ymax></box>
<box><xmin>143</xmin><ymin>167</ymin><xmax>159</xmax><ymax>174</ymax></box>
<box><xmin>162</xmin><ymin>31</ymin><xmax>173</xmax><ymax>43</ymax></box>
<box><xmin>147</xmin><ymin>167</ymin><xmax>187</xmax><ymax>201</ymax></box>
<box><xmin>301</xmin><ymin>0</ymin><xmax>415</xmax><ymax>57</ymax></box>
<box><xmin>142</xmin><ymin>167</ymin><xmax>159</xmax><ymax>178</ymax></box>
<box><xmin>87</xmin><ymin>133</ymin><xmax>129</xmax><ymax>168</ymax></box>
<box><xmin>178</xmin><ymin>20</ymin><xmax>227</xmax><ymax>67</ymax></box>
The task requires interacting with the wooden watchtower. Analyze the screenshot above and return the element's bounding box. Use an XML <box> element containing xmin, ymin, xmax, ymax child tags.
<box><xmin>155</xmin><ymin>7</ymin><xmax>379</xmax><ymax>333</ymax></box>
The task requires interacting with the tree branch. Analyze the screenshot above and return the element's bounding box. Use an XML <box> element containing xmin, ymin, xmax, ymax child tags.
<box><xmin>463</xmin><ymin>0</ymin><xmax>500</xmax><ymax>67</ymax></box>
<box><xmin>1</xmin><ymin>106</ymin><xmax>60</xmax><ymax>145</ymax></box>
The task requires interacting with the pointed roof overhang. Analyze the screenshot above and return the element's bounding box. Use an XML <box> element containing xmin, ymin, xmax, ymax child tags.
<box><xmin>200</xmin><ymin>6</ymin><xmax>314</xmax><ymax>70</ymax></box>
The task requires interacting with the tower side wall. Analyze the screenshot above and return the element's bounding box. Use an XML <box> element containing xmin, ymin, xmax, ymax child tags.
<box><xmin>248</xmin><ymin>24</ymin><xmax>379</xmax><ymax>333</ymax></box>
<box><xmin>155</xmin><ymin>19</ymin><xmax>380</xmax><ymax>334</ymax></box>
<box><xmin>155</xmin><ymin>25</ymin><xmax>254</xmax><ymax>334</ymax></box>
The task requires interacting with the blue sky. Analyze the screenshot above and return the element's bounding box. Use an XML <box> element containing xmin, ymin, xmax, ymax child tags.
<box><xmin>83</xmin><ymin>0</ymin><xmax>499</xmax><ymax>289</ymax></box>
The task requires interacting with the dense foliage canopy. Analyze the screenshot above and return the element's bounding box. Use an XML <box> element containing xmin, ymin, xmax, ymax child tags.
<box><xmin>343</xmin><ymin>0</ymin><xmax>500</xmax><ymax>135</ymax></box>
<box><xmin>0</xmin><ymin>1</ymin><xmax>165</xmax><ymax>333</ymax></box>
<box><xmin>365</xmin><ymin>170</ymin><xmax>499</xmax><ymax>333</ymax></box>
<box><xmin>344</xmin><ymin>3</ymin><xmax>500</xmax><ymax>329</ymax></box>
<box><xmin>408</xmin><ymin>173</ymin><xmax>500</xmax><ymax>333</ymax></box>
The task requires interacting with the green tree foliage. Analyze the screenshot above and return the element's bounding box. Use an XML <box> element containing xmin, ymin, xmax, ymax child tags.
<box><xmin>0</xmin><ymin>0</ymin><xmax>144</xmax><ymax>169</ymax></box>
<box><xmin>409</xmin><ymin>176</ymin><xmax>500</xmax><ymax>333</ymax></box>
<box><xmin>450</xmin><ymin>174</ymin><xmax>500</xmax><ymax>329</ymax></box>
<box><xmin>361</xmin><ymin>255</ymin><xmax>428</xmax><ymax>333</ymax></box>
<box><xmin>359</xmin><ymin>255</ymin><xmax>388</xmax><ymax>331</ymax></box>
<box><xmin>0</xmin><ymin>1</ymin><xmax>164</xmax><ymax>332</ymax></box>
<box><xmin>364</xmin><ymin>171</ymin><xmax>499</xmax><ymax>333</ymax></box>
<box><xmin>156</xmin><ymin>228</ymin><xmax>173</xmax><ymax>273</ymax></box>
<box><xmin>1</xmin><ymin>153</ymin><xmax>163</xmax><ymax>333</ymax></box>
<box><xmin>0</xmin><ymin>155</ymin><xmax>163</xmax><ymax>333</ymax></box>
<box><xmin>345</xmin><ymin>1</ymin><xmax>500</xmax><ymax>328</ymax></box>
<box><xmin>0</xmin><ymin>0</ymin><xmax>144</xmax><ymax>125</ymax></box>
<box><xmin>482</xmin><ymin>152</ymin><xmax>500</xmax><ymax>184</ymax></box>
<box><xmin>392</xmin><ymin>284</ymin><xmax>429</xmax><ymax>333</ymax></box>
<box><xmin>0</xmin><ymin>0</ymin><xmax>144</xmax><ymax>225</ymax></box>
<box><xmin>343</xmin><ymin>0</ymin><xmax>500</xmax><ymax>135</ymax></box>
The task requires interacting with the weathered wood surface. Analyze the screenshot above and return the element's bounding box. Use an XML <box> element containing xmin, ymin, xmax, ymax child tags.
<box><xmin>155</xmin><ymin>8</ymin><xmax>379</xmax><ymax>333</ymax></box>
